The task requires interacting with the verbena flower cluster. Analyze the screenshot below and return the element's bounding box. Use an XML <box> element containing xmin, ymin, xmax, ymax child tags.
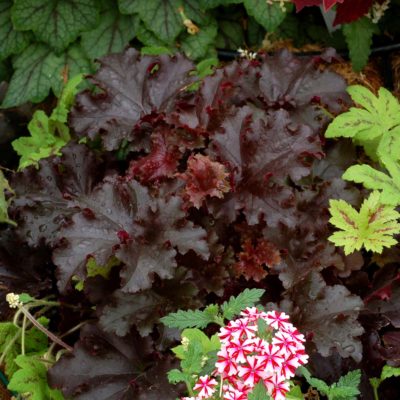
<box><xmin>184</xmin><ymin>308</ymin><xmax>309</xmax><ymax>400</ymax></box>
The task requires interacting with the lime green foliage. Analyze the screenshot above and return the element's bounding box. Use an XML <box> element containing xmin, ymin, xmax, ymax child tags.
<box><xmin>300</xmin><ymin>367</ymin><xmax>361</xmax><ymax>400</ymax></box>
<box><xmin>8</xmin><ymin>355</ymin><xmax>64</xmax><ymax>400</ymax></box>
<box><xmin>286</xmin><ymin>384</ymin><xmax>304</xmax><ymax>399</ymax></box>
<box><xmin>0</xmin><ymin>318</ymin><xmax>48</xmax><ymax>377</ymax></box>
<box><xmin>343</xmin><ymin>18</ymin><xmax>379</xmax><ymax>72</ymax></box>
<box><xmin>248</xmin><ymin>382</ymin><xmax>273</xmax><ymax>400</ymax></box>
<box><xmin>12</xmin><ymin>74</ymin><xmax>83</xmax><ymax>169</ymax></box>
<box><xmin>0</xmin><ymin>170</ymin><xmax>16</xmax><ymax>226</ymax></box>
<box><xmin>325</xmin><ymin>85</ymin><xmax>400</xmax><ymax>160</ymax></box>
<box><xmin>161</xmin><ymin>288</ymin><xmax>265</xmax><ymax>328</ymax></box>
<box><xmin>370</xmin><ymin>365</ymin><xmax>400</xmax><ymax>400</ymax></box>
<box><xmin>328</xmin><ymin>191</ymin><xmax>400</xmax><ymax>254</ymax></box>
<box><xmin>74</xmin><ymin>256</ymin><xmax>121</xmax><ymax>291</ymax></box>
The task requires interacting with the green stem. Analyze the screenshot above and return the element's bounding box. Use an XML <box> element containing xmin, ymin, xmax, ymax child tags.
<box><xmin>373</xmin><ymin>385</ymin><xmax>380</xmax><ymax>400</ymax></box>
<box><xmin>21</xmin><ymin>314</ymin><xmax>27</xmax><ymax>356</ymax></box>
<box><xmin>0</xmin><ymin>330</ymin><xmax>20</xmax><ymax>367</ymax></box>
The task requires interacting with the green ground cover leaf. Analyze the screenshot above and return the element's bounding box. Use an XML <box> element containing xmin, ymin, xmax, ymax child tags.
<box><xmin>0</xmin><ymin>0</ymin><xmax>31</xmax><ymax>60</ymax></box>
<box><xmin>81</xmin><ymin>9</ymin><xmax>138</xmax><ymax>60</ymax></box>
<box><xmin>343</xmin><ymin>17</ymin><xmax>379</xmax><ymax>72</ymax></box>
<box><xmin>118</xmin><ymin>0</ymin><xmax>139</xmax><ymax>14</ymax></box>
<box><xmin>181</xmin><ymin>24</ymin><xmax>218</xmax><ymax>60</ymax></box>
<box><xmin>11</xmin><ymin>0</ymin><xmax>99</xmax><ymax>53</ymax></box>
<box><xmin>216</xmin><ymin>18</ymin><xmax>245</xmax><ymax>50</ymax></box>
<box><xmin>8</xmin><ymin>355</ymin><xmax>64</xmax><ymax>400</ymax></box>
<box><xmin>328</xmin><ymin>191</ymin><xmax>400</xmax><ymax>254</ymax></box>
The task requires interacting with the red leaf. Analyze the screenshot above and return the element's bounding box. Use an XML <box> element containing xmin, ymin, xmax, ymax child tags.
<box><xmin>334</xmin><ymin>0</ymin><xmax>373</xmax><ymax>25</ymax></box>
<box><xmin>292</xmin><ymin>0</ymin><xmax>321</xmax><ymax>11</ymax></box>
<box><xmin>234</xmin><ymin>238</ymin><xmax>281</xmax><ymax>282</ymax></box>
<box><xmin>178</xmin><ymin>154</ymin><xmax>231</xmax><ymax>208</ymax></box>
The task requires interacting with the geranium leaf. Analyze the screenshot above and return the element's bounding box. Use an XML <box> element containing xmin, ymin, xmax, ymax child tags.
<box><xmin>81</xmin><ymin>9</ymin><xmax>139</xmax><ymax>60</ymax></box>
<box><xmin>0</xmin><ymin>0</ymin><xmax>31</xmax><ymax>60</ymax></box>
<box><xmin>11</xmin><ymin>0</ymin><xmax>99</xmax><ymax>53</ymax></box>
<box><xmin>329</xmin><ymin>191</ymin><xmax>400</xmax><ymax>254</ymax></box>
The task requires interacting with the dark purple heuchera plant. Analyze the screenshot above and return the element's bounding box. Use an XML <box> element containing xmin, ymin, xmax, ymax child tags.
<box><xmin>1</xmin><ymin>48</ymin><xmax>399</xmax><ymax>399</ymax></box>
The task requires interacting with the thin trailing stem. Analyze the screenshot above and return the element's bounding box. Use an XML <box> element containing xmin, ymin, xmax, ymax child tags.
<box><xmin>21</xmin><ymin>315</ymin><xmax>27</xmax><ymax>356</ymax></box>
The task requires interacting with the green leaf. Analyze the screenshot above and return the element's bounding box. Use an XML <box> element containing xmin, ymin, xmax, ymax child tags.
<box><xmin>328</xmin><ymin>191</ymin><xmax>400</xmax><ymax>254</ymax></box>
<box><xmin>199</xmin><ymin>0</ymin><xmax>242</xmax><ymax>9</ymax></box>
<box><xmin>381</xmin><ymin>365</ymin><xmax>400</xmax><ymax>380</ymax></box>
<box><xmin>216</xmin><ymin>19</ymin><xmax>245</xmax><ymax>50</ymax></box>
<box><xmin>0</xmin><ymin>170</ymin><xmax>16</xmax><ymax>226</ymax></box>
<box><xmin>1</xmin><ymin>44</ymin><xmax>62</xmax><ymax>108</ymax></box>
<box><xmin>136</xmin><ymin>0</ymin><xmax>183</xmax><ymax>44</ymax></box>
<box><xmin>244</xmin><ymin>0</ymin><xmax>290</xmax><ymax>32</ymax></box>
<box><xmin>81</xmin><ymin>9</ymin><xmax>138</xmax><ymax>60</ymax></box>
<box><xmin>18</xmin><ymin>293</ymin><xmax>35</xmax><ymax>304</ymax></box>
<box><xmin>333</xmin><ymin>369</ymin><xmax>361</xmax><ymax>399</ymax></box>
<box><xmin>141</xmin><ymin>46</ymin><xmax>174</xmax><ymax>56</ymax></box>
<box><xmin>50</xmin><ymin>45</ymin><xmax>92</xmax><ymax>97</ymax></box>
<box><xmin>11</xmin><ymin>0</ymin><xmax>99</xmax><ymax>53</ymax></box>
<box><xmin>0</xmin><ymin>0</ymin><xmax>31</xmax><ymax>60</ymax></box>
<box><xmin>286</xmin><ymin>385</ymin><xmax>304</xmax><ymax>400</ymax></box>
<box><xmin>342</xmin><ymin>162</ymin><xmax>400</xmax><ymax>206</ymax></box>
<box><xmin>8</xmin><ymin>355</ymin><xmax>64</xmax><ymax>399</ymax></box>
<box><xmin>161</xmin><ymin>308</ymin><xmax>217</xmax><ymax>329</ymax></box>
<box><xmin>181</xmin><ymin>24</ymin><xmax>218</xmax><ymax>60</ymax></box>
<box><xmin>343</xmin><ymin>17</ymin><xmax>379</xmax><ymax>72</ymax></box>
<box><xmin>137</xmin><ymin>22</ymin><xmax>169</xmax><ymax>46</ymax></box>
<box><xmin>248</xmin><ymin>381</ymin><xmax>273</xmax><ymax>400</ymax></box>
<box><xmin>180</xmin><ymin>340</ymin><xmax>203</xmax><ymax>374</ymax></box>
<box><xmin>118</xmin><ymin>0</ymin><xmax>139</xmax><ymax>14</ymax></box>
<box><xmin>300</xmin><ymin>366</ymin><xmax>330</xmax><ymax>395</ymax></box>
<box><xmin>196</xmin><ymin>57</ymin><xmax>218</xmax><ymax>78</ymax></box>
<box><xmin>167</xmin><ymin>368</ymin><xmax>187</xmax><ymax>384</ymax></box>
<box><xmin>221</xmin><ymin>288</ymin><xmax>265</xmax><ymax>320</ymax></box>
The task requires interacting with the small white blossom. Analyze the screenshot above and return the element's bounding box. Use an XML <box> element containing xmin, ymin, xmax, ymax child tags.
<box><xmin>6</xmin><ymin>293</ymin><xmax>22</xmax><ymax>308</ymax></box>
<box><xmin>237</xmin><ymin>48</ymin><xmax>257</xmax><ymax>60</ymax></box>
<box><xmin>367</xmin><ymin>0</ymin><xmax>390</xmax><ymax>24</ymax></box>
<box><xmin>182</xmin><ymin>336</ymin><xmax>190</xmax><ymax>351</ymax></box>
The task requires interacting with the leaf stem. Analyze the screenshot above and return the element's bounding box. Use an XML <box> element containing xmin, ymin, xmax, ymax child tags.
<box><xmin>21</xmin><ymin>314</ymin><xmax>27</xmax><ymax>356</ymax></box>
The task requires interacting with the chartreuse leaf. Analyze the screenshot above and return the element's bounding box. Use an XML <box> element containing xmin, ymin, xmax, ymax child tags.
<box><xmin>325</xmin><ymin>85</ymin><xmax>400</xmax><ymax>161</ymax></box>
<box><xmin>221</xmin><ymin>288</ymin><xmax>265</xmax><ymax>320</ymax></box>
<box><xmin>172</xmin><ymin>329</ymin><xmax>220</xmax><ymax>359</ymax></box>
<box><xmin>0</xmin><ymin>170</ymin><xmax>16</xmax><ymax>226</ymax></box>
<box><xmin>248</xmin><ymin>381</ymin><xmax>273</xmax><ymax>400</ymax></box>
<box><xmin>11</xmin><ymin>0</ymin><xmax>99</xmax><ymax>53</ymax></box>
<box><xmin>12</xmin><ymin>74</ymin><xmax>83</xmax><ymax>169</ymax></box>
<box><xmin>343</xmin><ymin>17</ymin><xmax>379</xmax><ymax>72</ymax></box>
<box><xmin>286</xmin><ymin>385</ymin><xmax>304</xmax><ymax>400</ymax></box>
<box><xmin>328</xmin><ymin>191</ymin><xmax>400</xmax><ymax>254</ymax></box>
<box><xmin>8</xmin><ymin>355</ymin><xmax>64</xmax><ymax>399</ymax></box>
<box><xmin>244</xmin><ymin>0</ymin><xmax>291</xmax><ymax>32</ymax></box>
<box><xmin>81</xmin><ymin>8</ymin><xmax>138</xmax><ymax>60</ymax></box>
<box><xmin>342</xmin><ymin>158</ymin><xmax>400</xmax><ymax>206</ymax></box>
<box><xmin>370</xmin><ymin>365</ymin><xmax>400</xmax><ymax>396</ymax></box>
<box><xmin>0</xmin><ymin>0</ymin><xmax>31</xmax><ymax>60</ymax></box>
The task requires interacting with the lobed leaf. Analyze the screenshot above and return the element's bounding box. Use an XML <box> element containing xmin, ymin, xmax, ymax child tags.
<box><xmin>221</xmin><ymin>288</ymin><xmax>265</xmax><ymax>320</ymax></box>
<box><xmin>161</xmin><ymin>308</ymin><xmax>216</xmax><ymax>329</ymax></box>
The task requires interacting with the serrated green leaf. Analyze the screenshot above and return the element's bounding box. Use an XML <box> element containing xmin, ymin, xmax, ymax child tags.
<box><xmin>167</xmin><ymin>368</ymin><xmax>187</xmax><ymax>384</ymax></box>
<box><xmin>221</xmin><ymin>288</ymin><xmax>265</xmax><ymax>320</ymax></box>
<box><xmin>244</xmin><ymin>0</ymin><xmax>290</xmax><ymax>33</ymax></box>
<box><xmin>286</xmin><ymin>385</ymin><xmax>304</xmax><ymax>400</ymax></box>
<box><xmin>0</xmin><ymin>170</ymin><xmax>16</xmax><ymax>226</ymax></box>
<box><xmin>81</xmin><ymin>9</ymin><xmax>138</xmax><ymax>60</ymax></box>
<box><xmin>300</xmin><ymin>366</ymin><xmax>330</xmax><ymax>395</ymax></box>
<box><xmin>248</xmin><ymin>381</ymin><xmax>273</xmax><ymax>400</ymax></box>
<box><xmin>8</xmin><ymin>355</ymin><xmax>64</xmax><ymax>400</ymax></box>
<box><xmin>1</xmin><ymin>44</ymin><xmax>62</xmax><ymax>108</ymax></box>
<box><xmin>137</xmin><ymin>22</ymin><xmax>169</xmax><ymax>46</ymax></box>
<box><xmin>381</xmin><ymin>365</ymin><xmax>400</xmax><ymax>380</ymax></box>
<box><xmin>161</xmin><ymin>308</ymin><xmax>217</xmax><ymax>329</ymax></box>
<box><xmin>329</xmin><ymin>386</ymin><xmax>360</xmax><ymax>400</ymax></box>
<box><xmin>181</xmin><ymin>340</ymin><xmax>203</xmax><ymax>374</ymax></box>
<box><xmin>328</xmin><ymin>191</ymin><xmax>400</xmax><ymax>254</ymax></box>
<box><xmin>137</xmin><ymin>0</ymin><xmax>183</xmax><ymax>44</ymax></box>
<box><xmin>334</xmin><ymin>369</ymin><xmax>361</xmax><ymax>396</ymax></box>
<box><xmin>343</xmin><ymin>17</ymin><xmax>378</xmax><ymax>72</ymax></box>
<box><xmin>11</xmin><ymin>0</ymin><xmax>99</xmax><ymax>53</ymax></box>
<box><xmin>118</xmin><ymin>0</ymin><xmax>139</xmax><ymax>14</ymax></box>
<box><xmin>0</xmin><ymin>0</ymin><xmax>31</xmax><ymax>60</ymax></box>
<box><xmin>181</xmin><ymin>24</ymin><xmax>218</xmax><ymax>60</ymax></box>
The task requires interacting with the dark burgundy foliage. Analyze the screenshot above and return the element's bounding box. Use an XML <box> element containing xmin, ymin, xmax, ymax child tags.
<box><xmin>2</xmin><ymin>48</ymin><xmax>399</xmax><ymax>398</ymax></box>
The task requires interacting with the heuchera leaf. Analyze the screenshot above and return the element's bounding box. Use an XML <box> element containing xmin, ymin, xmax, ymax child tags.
<box><xmin>328</xmin><ymin>191</ymin><xmax>400</xmax><ymax>254</ymax></box>
<box><xmin>269</xmin><ymin>271</ymin><xmax>364</xmax><ymax>361</ymax></box>
<box><xmin>11</xmin><ymin>0</ymin><xmax>99</xmax><ymax>53</ymax></box>
<box><xmin>71</xmin><ymin>48</ymin><xmax>196</xmax><ymax>150</ymax></box>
